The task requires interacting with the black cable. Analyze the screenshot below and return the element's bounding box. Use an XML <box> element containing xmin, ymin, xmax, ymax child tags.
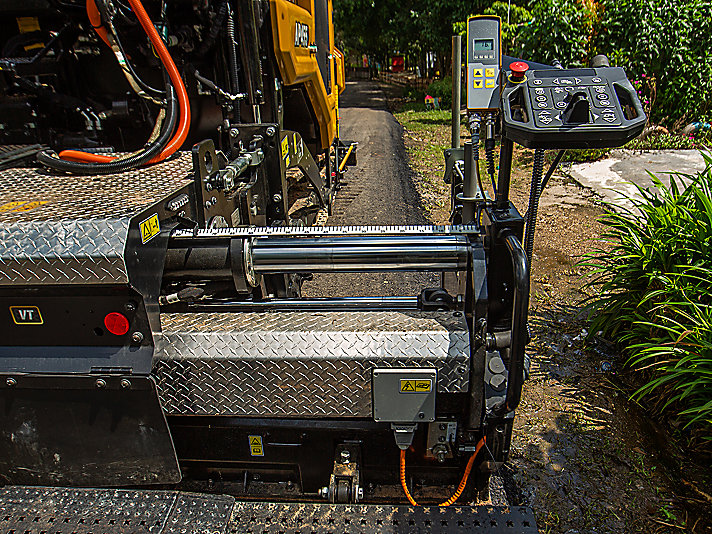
<box><xmin>523</xmin><ymin>148</ymin><xmax>545</xmax><ymax>262</ymax></box>
<box><xmin>112</xmin><ymin>23</ymin><xmax>166</xmax><ymax>98</ymax></box>
<box><xmin>37</xmin><ymin>84</ymin><xmax>177</xmax><ymax>175</ymax></box>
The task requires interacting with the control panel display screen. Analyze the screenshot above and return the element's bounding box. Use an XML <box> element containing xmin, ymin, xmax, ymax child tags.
<box><xmin>473</xmin><ymin>39</ymin><xmax>494</xmax><ymax>51</ymax></box>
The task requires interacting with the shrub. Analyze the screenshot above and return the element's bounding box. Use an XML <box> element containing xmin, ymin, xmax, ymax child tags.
<box><xmin>584</xmin><ymin>153</ymin><xmax>712</xmax><ymax>435</ymax></box>
<box><xmin>516</xmin><ymin>0</ymin><xmax>601</xmax><ymax>68</ymax></box>
<box><xmin>600</xmin><ymin>0</ymin><xmax>712</xmax><ymax>125</ymax></box>
<box><xmin>425</xmin><ymin>76</ymin><xmax>465</xmax><ymax>110</ymax></box>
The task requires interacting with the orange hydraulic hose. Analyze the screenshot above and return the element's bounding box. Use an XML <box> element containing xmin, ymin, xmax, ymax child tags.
<box><xmin>86</xmin><ymin>0</ymin><xmax>111</xmax><ymax>48</ymax></box>
<box><xmin>400</xmin><ymin>436</ymin><xmax>486</xmax><ymax>507</ymax></box>
<box><xmin>61</xmin><ymin>0</ymin><xmax>190</xmax><ymax>165</ymax></box>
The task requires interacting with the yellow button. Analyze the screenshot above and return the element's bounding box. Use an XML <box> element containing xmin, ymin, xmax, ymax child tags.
<box><xmin>473</xmin><ymin>79</ymin><xmax>483</xmax><ymax>89</ymax></box>
<box><xmin>485</xmin><ymin>68</ymin><xmax>495</xmax><ymax>77</ymax></box>
<box><xmin>485</xmin><ymin>79</ymin><xmax>495</xmax><ymax>88</ymax></box>
<box><xmin>473</xmin><ymin>69</ymin><xmax>483</xmax><ymax>77</ymax></box>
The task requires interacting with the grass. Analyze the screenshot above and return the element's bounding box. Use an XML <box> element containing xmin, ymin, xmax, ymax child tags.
<box><xmin>583</xmin><ymin>152</ymin><xmax>712</xmax><ymax>438</ymax></box>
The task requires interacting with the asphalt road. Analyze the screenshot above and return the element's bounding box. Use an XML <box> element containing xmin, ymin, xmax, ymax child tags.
<box><xmin>302</xmin><ymin>80</ymin><xmax>439</xmax><ymax>297</ymax></box>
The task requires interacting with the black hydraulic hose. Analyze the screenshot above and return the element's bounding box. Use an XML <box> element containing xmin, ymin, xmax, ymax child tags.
<box><xmin>37</xmin><ymin>85</ymin><xmax>178</xmax><ymax>175</ymax></box>
<box><xmin>523</xmin><ymin>148</ymin><xmax>545</xmax><ymax>262</ymax></box>
<box><xmin>491</xmin><ymin>231</ymin><xmax>530</xmax><ymax>417</ymax></box>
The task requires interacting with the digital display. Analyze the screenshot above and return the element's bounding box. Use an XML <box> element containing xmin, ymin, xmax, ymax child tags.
<box><xmin>473</xmin><ymin>39</ymin><xmax>494</xmax><ymax>52</ymax></box>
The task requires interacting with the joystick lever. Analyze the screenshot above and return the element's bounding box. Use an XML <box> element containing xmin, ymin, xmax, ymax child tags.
<box><xmin>562</xmin><ymin>91</ymin><xmax>590</xmax><ymax>124</ymax></box>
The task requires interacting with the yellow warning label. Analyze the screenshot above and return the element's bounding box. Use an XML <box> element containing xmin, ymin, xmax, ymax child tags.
<box><xmin>485</xmin><ymin>68</ymin><xmax>495</xmax><ymax>77</ymax></box>
<box><xmin>400</xmin><ymin>379</ymin><xmax>432</xmax><ymax>394</ymax></box>
<box><xmin>17</xmin><ymin>17</ymin><xmax>41</xmax><ymax>34</ymax></box>
<box><xmin>249</xmin><ymin>435</ymin><xmax>264</xmax><ymax>457</ymax></box>
<box><xmin>12</xmin><ymin>200</ymin><xmax>49</xmax><ymax>212</ymax></box>
<box><xmin>139</xmin><ymin>213</ymin><xmax>160</xmax><ymax>244</ymax></box>
<box><xmin>473</xmin><ymin>79</ymin><xmax>483</xmax><ymax>89</ymax></box>
<box><xmin>473</xmin><ymin>68</ymin><xmax>483</xmax><ymax>77</ymax></box>
<box><xmin>0</xmin><ymin>201</ymin><xmax>28</xmax><ymax>213</ymax></box>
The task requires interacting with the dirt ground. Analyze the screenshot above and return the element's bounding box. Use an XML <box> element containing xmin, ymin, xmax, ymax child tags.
<box><xmin>320</xmin><ymin>80</ymin><xmax>712</xmax><ymax>533</ymax></box>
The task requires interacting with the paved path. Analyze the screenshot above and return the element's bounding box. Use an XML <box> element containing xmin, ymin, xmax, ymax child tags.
<box><xmin>567</xmin><ymin>149</ymin><xmax>708</xmax><ymax>210</ymax></box>
<box><xmin>302</xmin><ymin>80</ymin><xmax>439</xmax><ymax>297</ymax></box>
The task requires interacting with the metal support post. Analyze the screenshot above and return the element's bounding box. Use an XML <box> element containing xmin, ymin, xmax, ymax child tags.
<box><xmin>496</xmin><ymin>137</ymin><xmax>514</xmax><ymax>208</ymax></box>
<box><xmin>451</xmin><ymin>35</ymin><xmax>462</xmax><ymax>149</ymax></box>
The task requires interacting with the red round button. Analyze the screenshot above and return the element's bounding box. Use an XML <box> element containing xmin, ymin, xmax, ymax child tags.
<box><xmin>104</xmin><ymin>312</ymin><xmax>130</xmax><ymax>336</ymax></box>
<box><xmin>510</xmin><ymin>61</ymin><xmax>529</xmax><ymax>79</ymax></box>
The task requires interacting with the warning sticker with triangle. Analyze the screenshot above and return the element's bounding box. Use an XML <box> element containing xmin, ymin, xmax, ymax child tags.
<box><xmin>248</xmin><ymin>435</ymin><xmax>264</xmax><ymax>456</ymax></box>
<box><xmin>400</xmin><ymin>379</ymin><xmax>432</xmax><ymax>394</ymax></box>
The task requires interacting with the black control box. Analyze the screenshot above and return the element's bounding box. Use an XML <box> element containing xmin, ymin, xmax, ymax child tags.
<box><xmin>501</xmin><ymin>67</ymin><xmax>646</xmax><ymax>149</ymax></box>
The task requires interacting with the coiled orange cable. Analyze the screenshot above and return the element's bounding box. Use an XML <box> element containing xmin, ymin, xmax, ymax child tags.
<box><xmin>400</xmin><ymin>436</ymin><xmax>486</xmax><ymax>507</ymax></box>
<box><xmin>61</xmin><ymin>0</ymin><xmax>190</xmax><ymax>165</ymax></box>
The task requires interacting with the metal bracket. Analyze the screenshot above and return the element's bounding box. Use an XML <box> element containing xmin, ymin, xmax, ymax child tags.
<box><xmin>319</xmin><ymin>443</ymin><xmax>362</xmax><ymax>503</ymax></box>
<box><xmin>391</xmin><ymin>423</ymin><xmax>418</xmax><ymax>450</ymax></box>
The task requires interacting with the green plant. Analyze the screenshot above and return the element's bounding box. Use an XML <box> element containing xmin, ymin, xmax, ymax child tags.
<box><xmin>516</xmin><ymin>0</ymin><xmax>600</xmax><ymax>68</ymax></box>
<box><xmin>600</xmin><ymin>0</ymin><xmax>712</xmax><ymax>125</ymax></box>
<box><xmin>584</xmin><ymin>154</ymin><xmax>712</xmax><ymax>435</ymax></box>
<box><xmin>425</xmin><ymin>76</ymin><xmax>464</xmax><ymax>110</ymax></box>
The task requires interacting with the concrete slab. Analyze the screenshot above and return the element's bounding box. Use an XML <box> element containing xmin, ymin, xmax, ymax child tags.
<box><xmin>566</xmin><ymin>149</ymin><xmax>709</xmax><ymax>211</ymax></box>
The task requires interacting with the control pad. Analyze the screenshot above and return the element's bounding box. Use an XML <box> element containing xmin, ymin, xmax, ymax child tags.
<box><xmin>529</xmin><ymin>75</ymin><xmax>621</xmax><ymax>128</ymax></box>
<box><xmin>501</xmin><ymin>66</ymin><xmax>646</xmax><ymax>149</ymax></box>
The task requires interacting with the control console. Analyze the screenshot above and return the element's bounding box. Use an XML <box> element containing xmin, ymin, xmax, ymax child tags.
<box><xmin>501</xmin><ymin>65</ymin><xmax>646</xmax><ymax>148</ymax></box>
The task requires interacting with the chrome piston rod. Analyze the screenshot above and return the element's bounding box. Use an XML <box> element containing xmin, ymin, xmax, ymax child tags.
<box><xmin>251</xmin><ymin>235</ymin><xmax>469</xmax><ymax>272</ymax></box>
<box><xmin>164</xmin><ymin>234</ymin><xmax>470</xmax><ymax>279</ymax></box>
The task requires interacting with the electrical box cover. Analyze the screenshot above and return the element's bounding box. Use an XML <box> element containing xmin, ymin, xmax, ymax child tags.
<box><xmin>372</xmin><ymin>368</ymin><xmax>436</xmax><ymax>423</ymax></box>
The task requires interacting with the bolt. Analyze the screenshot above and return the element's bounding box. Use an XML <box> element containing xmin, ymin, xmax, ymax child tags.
<box><xmin>418</xmin><ymin>412</ymin><xmax>425</xmax><ymax>419</ymax></box>
<box><xmin>273</xmin><ymin>193</ymin><xmax>282</xmax><ymax>203</ymax></box>
<box><xmin>340</xmin><ymin>449</ymin><xmax>351</xmax><ymax>463</ymax></box>
<box><xmin>266</xmin><ymin>126</ymin><xmax>276</xmax><ymax>137</ymax></box>
<box><xmin>124</xmin><ymin>302</ymin><xmax>136</xmax><ymax>312</ymax></box>
<box><xmin>120</xmin><ymin>379</ymin><xmax>131</xmax><ymax>389</ymax></box>
<box><xmin>229</xmin><ymin>128</ymin><xmax>239</xmax><ymax>138</ymax></box>
<box><xmin>131</xmin><ymin>331</ymin><xmax>144</xmax><ymax>343</ymax></box>
<box><xmin>439</xmin><ymin>423</ymin><xmax>447</xmax><ymax>431</ymax></box>
<box><xmin>96</xmin><ymin>379</ymin><xmax>106</xmax><ymax>389</ymax></box>
<box><xmin>318</xmin><ymin>487</ymin><xmax>329</xmax><ymax>499</ymax></box>
<box><xmin>6</xmin><ymin>377</ymin><xmax>16</xmax><ymax>387</ymax></box>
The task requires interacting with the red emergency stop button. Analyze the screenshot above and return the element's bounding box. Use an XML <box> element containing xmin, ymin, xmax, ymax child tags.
<box><xmin>104</xmin><ymin>312</ymin><xmax>130</xmax><ymax>336</ymax></box>
<box><xmin>510</xmin><ymin>61</ymin><xmax>529</xmax><ymax>82</ymax></box>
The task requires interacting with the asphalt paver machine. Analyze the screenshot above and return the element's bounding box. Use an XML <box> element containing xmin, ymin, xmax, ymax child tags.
<box><xmin>0</xmin><ymin>5</ymin><xmax>645</xmax><ymax>532</ymax></box>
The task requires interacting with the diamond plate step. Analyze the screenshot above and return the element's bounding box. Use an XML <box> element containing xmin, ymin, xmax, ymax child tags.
<box><xmin>153</xmin><ymin>311</ymin><xmax>471</xmax><ymax>417</ymax></box>
<box><xmin>0</xmin><ymin>487</ymin><xmax>538</xmax><ymax>534</ymax></box>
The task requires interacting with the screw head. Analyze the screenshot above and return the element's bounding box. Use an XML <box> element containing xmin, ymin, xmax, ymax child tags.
<box><xmin>266</xmin><ymin>126</ymin><xmax>276</xmax><ymax>137</ymax></box>
<box><xmin>96</xmin><ymin>378</ymin><xmax>106</xmax><ymax>389</ymax></box>
<box><xmin>132</xmin><ymin>331</ymin><xmax>144</xmax><ymax>343</ymax></box>
<box><xmin>124</xmin><ymin>302</ymin><xmax>136</xmax><ymax>312</ymax></box>
<box><xmin>273</xmin><ymin>193</ymin><xmax>282</xmax><ymax>203</ymax></box>
<box><xmin>229</xmin><ymin>128</ymin><xmax>239</xmax><ymax>138</ymax></box>
<box><xmin>6</xmin><ymin>377</ymin><xmax>16</xmax><ymax>387</ymax></box>
<box><xmin>120</xmin><ymin>379</ymin><xmax>131</xmax><ymax>389</ymax></box>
